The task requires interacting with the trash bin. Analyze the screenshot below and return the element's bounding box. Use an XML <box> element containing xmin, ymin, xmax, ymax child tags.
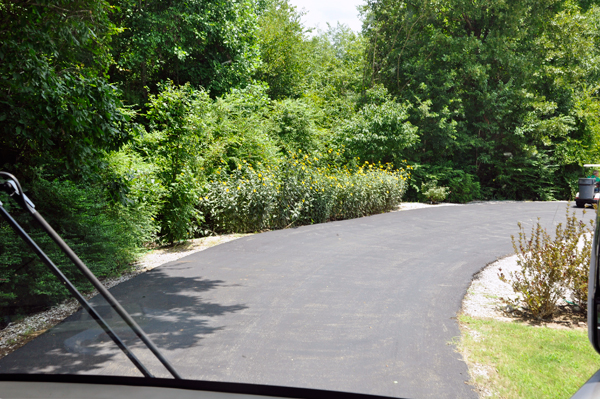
<box><xmin>579</xmin><ymin>178</ymin><xmax>596</xmax><ymax>199</ymax></box>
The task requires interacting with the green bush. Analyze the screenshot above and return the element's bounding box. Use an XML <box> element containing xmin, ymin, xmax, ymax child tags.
<box><xmin>499</xmin><ymin>205</ymin><xmax>594</xmax><ymax>319</ymax></box>
<box><xmin>339</xmin><ymin>88</ymin><xmax>419</xmax><ymax>166</ymax></box>
<box><xmin>143</xmin><ymin>82</ymin><xmax>207</xmax><ymax>243</ymax></box>
<box><xmin>405</xmin><ymin>165</ymin><xmax>480</xmax><ymax>203</ymax></box>
<box><xmin>136</xmin><ymin>82</ymin><xmax>283</xmax><ymax>241</ymax></box>
<box><xmin>271</xmin><ymin>99</ymin><xmax>321</xmax><ymax>153</ymax></box>
<box><xmin>421</xmin><ymin>180</ymin><xmax>449</xmax><ymax>203</ymax></box>
<box><xmin>200</xmin><ymin>151</ymin><xmax>409</xmax><ymax>233</ymax></box>
<box><xmin>0</xmin><ymin>177</ymin><xmax>147</xmax><ymax>322</ymax></box>
<box><xmin>207</xmin><ymin>84</ymin><xmax>280</xmax><ymax>170</ymax></box>
<box><xmin>447</xmin><ymin>171</ymin><xmax>481</xmax><ymax>203</ymax></box>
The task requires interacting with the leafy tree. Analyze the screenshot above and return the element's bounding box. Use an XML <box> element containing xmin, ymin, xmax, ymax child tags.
<box><xmin>303</xmin><ymin>24</ymin><xmax>367</xmax><ymax>127</ymax></box>
<box><xmin>271</xmin><ymin>98</ymin><xmax>321</xmax><ymax>152</ymax></box>
<box><xmin>141</xmin><ymin>82</ymin><xmax>208</xmax><ymax>243</ymax></box>
<box><xmin>255</xmin><ymin>0</ymin><xmax>310</xmax><ymax>99</ymax></box>
<box><xmin>362</xmin><ymin>0</ymin><xmax>600</xmax><ymax>199</ymax></box>
<box><xmin>0</xmin><ymin>0</ymin><xmax>129</xmax><ymax>177</ymax></box>
<box><xmin>339</xmin><ymin>86</ymin><xmax>418</xmax><ymax>165</ymax></box>
<box><xmin>109</xmin><ymin>0</ymin><xmax>262</xmax><ymax>104</ymax></box>
<box><xmin>135</xmin><ymin>82</ymin><xmax>281</xmax><ymax>241</ymax></box>
<box><xmin>306</xmin><ymin>24</ymin><xmax>366</xmax><ymax>98</ymax></box>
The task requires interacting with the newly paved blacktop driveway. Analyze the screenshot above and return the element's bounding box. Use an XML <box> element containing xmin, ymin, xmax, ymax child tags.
<box><xmin>0</xmin><ymin>202</ymin><xmax>592</xmax><ymax>398</ymax></box>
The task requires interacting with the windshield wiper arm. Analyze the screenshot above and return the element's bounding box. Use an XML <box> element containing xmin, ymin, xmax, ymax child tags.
<box><xmin>0</xmin><ymin>172</ymin><xmax>182</xmax><ymax>380</ymax></box>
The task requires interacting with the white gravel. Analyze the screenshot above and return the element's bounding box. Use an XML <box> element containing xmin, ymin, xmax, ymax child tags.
<box><xmin>395</xmin><ymin>202</ymin><xmax>463</xmax><ymax>211</ymax></box>
<box><xmin>462</xmin><ymin>255</ymin><xmax>521</xmax><ymax>320</ymax></box>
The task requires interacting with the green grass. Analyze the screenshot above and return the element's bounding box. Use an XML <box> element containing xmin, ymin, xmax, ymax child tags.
<box><xmin>459</xmin><ymin>316</ymin><xmax>600</xmax><ymax>398</ymax></box>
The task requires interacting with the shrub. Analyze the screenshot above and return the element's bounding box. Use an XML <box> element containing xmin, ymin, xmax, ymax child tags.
<box><xmin>200</xmin><ymin>151</ymin><xmax>409</xmax><ymax>233</ymax></box>
<box><xmin>144</xmin><ymin>82</ymin><xmax>207</xmax><ymax>243</ymax></box>
<box><xmin>0</xmin><ymin>177</ymin><xmax>147</xmax><ymax>322</ymax></box>
<box><xmin>499</xmin><ymin>205</ymin><xmax>594</xmax><ymax>319</ymax></box>
<box><xmin>421</xmin><ymin>180</ymin><xmax>449</xmax><ymax>203</ymax></box>
<box><xmin>339</xmin><ymin>89</ymin><xmax>419</xmax><ymax>166</ymax></box>
<box><xmin>405</xmin><ymin>165</ymin><xmax>481</xmax><ymax>203</ymax></box>
<box><xmin>271</xmin><ymin>99</ymin><xmax>320</xmax><ymax>153</ymax></box>
<box><xmin>136</xmin><ymin>82</ymin><xmax>282</xmax><ymax>242</ymax></box>
<box><xmin>447</xmin><ymin>171</ymin><xmax>481</xmax><ymax>203</ymax></box>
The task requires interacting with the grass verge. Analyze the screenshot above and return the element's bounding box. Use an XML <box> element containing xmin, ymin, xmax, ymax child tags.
<box><xmin>459</xmin><ymin>315</ymin><xmax>600</xmax><ymax>398</ymax></box>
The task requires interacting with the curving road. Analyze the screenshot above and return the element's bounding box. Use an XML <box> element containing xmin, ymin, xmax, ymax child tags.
<box><xmin>0</xmin><ymin>202</ymin><xmax>592</xmax><ymax>398</ymax></box>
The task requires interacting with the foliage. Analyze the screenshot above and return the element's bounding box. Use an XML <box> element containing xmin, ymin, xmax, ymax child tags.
<box><xmin>362</xmin><ymin>0</ymin><xmax>600</xmax><ymax>199</ymax></box>
<box><xmin>405</xmin><ymin>165</ymin><xmax>480</xmax><ymax>203</ymax></box>
<box><xmin>446</xmin><ymin>171</ymin><xmax>480</xmax><ymax>203</ymax></box>
<box><xmin>420</xmin><ymin>180</ymin><xmax>449</xmax><ymax>204</ymax></box>
<box><xmin>109</xmin><ymin>0</ymin><xmax>261</xmax><ymax>103</ymax></box>
<box><xmin>129</xmin><ymin>82</ymin><xmax>281</xmax><ymax>242</ymax></box>
<box><xmin>0</xmin><ymin>0</ymin><xmax>129</xmax><ymax>177</ymax></box>
<box><xmin>271</xmin><ymin>99</ymin><xmax>321</xmax><ymax>153</ymax></box>
<box><xmin>143</xmin><ymin>82</ymin><xmax>207</xmax><ymax>243</ymax></box>
<box><xmin>303</xmin><ymin>25</ymin><xmax>367</xmax><ymax>128</ymax></box>
<box><xmin>459</xmin><ymin>315</ymin><xmax>599</xmax><ymax>399</ymax></box>
<box><xmin>207</xmin><ymin>84</ymin><xmax>280</xmax><ymax>170</ymax></box>
<box><xmin>200</xmin><ymin>153</ymin><xmax>409</xmax><ymax>233</ymax></box>
<box><xmin>338</xmin><ymin>86</ymin><xmax>418</xmax><ymax>165</ymax></box>
<box><xmin>499</xmin><ymin>206</ymin><xmax>594</xmax><ymax>319</ymax></box>
<box><xmin>256</xmin><ymin>0</ymin><xmax>310</xmax><ymax>99</ymax></box>
<box><xmin>0</xmin><ymin>177</ymin><xmax>147</xmax><ymax>321</ymax></box>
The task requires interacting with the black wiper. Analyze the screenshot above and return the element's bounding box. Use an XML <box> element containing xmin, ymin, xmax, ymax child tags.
<box><xmin>0</xmin><ymin>172</ymin><xmax>181</xmax><ymax>379</ymax></box>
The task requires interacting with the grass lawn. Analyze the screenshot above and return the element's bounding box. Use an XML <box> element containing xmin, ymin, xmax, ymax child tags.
<box><xmin>459</xmin><ymin>315</ymin><xmax>600</xmax><ymax>398</ymax></box>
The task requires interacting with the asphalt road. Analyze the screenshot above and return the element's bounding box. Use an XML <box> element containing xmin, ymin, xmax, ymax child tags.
<box><xmin>0</xmin><ymin>202</ymin><xmax>592</xmax><ymax>398</ymax></box>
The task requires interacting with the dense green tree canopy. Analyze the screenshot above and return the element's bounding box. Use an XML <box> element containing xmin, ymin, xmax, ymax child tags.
<box><xmin>109</xmin><ymin>0</ymin><xmax>262</xmax><ymax>103</ymax></box>
<box><xmin>0</xmin><ymin>0</ymin><xmax>129</xmax><ymax>176</ymax></box>
<box><xmin>255</xmin><ymin>0</ymin><xmax>309</xmax><ymax>99</ymax></box>
<box><xmin>362</xmin><ymin>0</ymin><xmax>600</xmax><ymax>199</ymax></box>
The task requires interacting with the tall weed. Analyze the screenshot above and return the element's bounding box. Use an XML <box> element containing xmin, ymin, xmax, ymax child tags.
<box><xmin>200</xmin><ymin>151</ymin><xmax>409</xmax><ymax>233</ymax></box>
<box><xmin>500</xmin><ymin>205</ymin><xmax>594</xmax><ymax>319</ymax></box>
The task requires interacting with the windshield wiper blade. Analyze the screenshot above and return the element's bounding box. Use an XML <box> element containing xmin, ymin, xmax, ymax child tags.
<box><xmin>0</xmin><ymin>172</ymin><xmax>182</xmax><ymax>380</ymax></box>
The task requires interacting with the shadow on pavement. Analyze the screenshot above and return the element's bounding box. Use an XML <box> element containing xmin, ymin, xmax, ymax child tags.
<box><xmin>0</xmin><ymin>265</ymin><xmax>247</xmax><ymax>376</ymax></box>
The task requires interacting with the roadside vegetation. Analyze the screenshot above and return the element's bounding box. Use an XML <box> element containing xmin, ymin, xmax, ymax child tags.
<box><xmin>500</xmin><ymin>206</ymin><xmax>594</xmax><ymax>319</ymax></box>
<box><xmin>460</xmin><ymin>316</ymin><xmax>598</xmax><ymax>399</ymax></box>
<box><xmin>3</xmin><ymin>0</ymin><xmax>600</xmax><ymax>319</ymax></box>
<box><xmin>460</xmin><ymin>204</ymin><xmax>597</xmax><ymax>398</ymax></box>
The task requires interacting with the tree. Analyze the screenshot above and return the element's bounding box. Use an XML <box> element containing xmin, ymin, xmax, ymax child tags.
<box><xmin>255</xmin><ymin>0</ymin><xmax>310</xmax><ymax>99</ymax></box>
<box><xmin>0</xmin><ymin>0</ymin><xmax>129</xmax><ymax>176</ymax></box>
<box><xmin>362</xmin><ymin>0</ymin><xmax>600</xmax><ymax>200</ymax></box>
<box><xmin>109</xmin><ymin>0</ymin><xmax>261</xmax><ymax>104</ymax></box>
<box><xmin>340</xmin><ymin>85</ymin><xmax>418</xmax><ymax>165</ymax></box>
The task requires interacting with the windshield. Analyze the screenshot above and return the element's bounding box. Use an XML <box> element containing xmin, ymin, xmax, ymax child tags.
<box><xmin>3</xmin><ymin>169</ymin><xmax>594</xmax><ymax>399</ymax></box>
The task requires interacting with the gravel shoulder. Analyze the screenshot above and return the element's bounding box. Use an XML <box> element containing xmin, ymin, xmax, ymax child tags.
<box><xmin>461</xmin><ymin>255</ymin><xmax>521</xmax><ymax>321</ymax></box>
